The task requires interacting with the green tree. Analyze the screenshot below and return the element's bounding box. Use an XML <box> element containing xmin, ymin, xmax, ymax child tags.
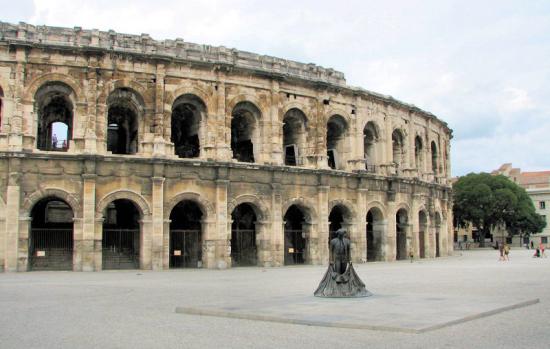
<box><xmin>453</xmin><ymin>173</ymin><xmax>546</xmax><ymax>246</ymax></box>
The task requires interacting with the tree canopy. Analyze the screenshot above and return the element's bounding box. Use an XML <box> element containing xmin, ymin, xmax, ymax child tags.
<box><xmin>453</xmin><ymin>173</ymin><xmax>546</xmax><ymax>242</ymax></box>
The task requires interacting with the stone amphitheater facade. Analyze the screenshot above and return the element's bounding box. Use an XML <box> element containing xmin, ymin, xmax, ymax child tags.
<box><xmin>0</xmin><ymin>22</ymin><xmax>452</xmax><ymax>272</ymax></box>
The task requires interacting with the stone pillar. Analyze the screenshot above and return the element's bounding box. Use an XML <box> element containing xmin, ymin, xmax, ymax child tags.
<box><xmin>256</xmin><ymin>220</ymin><xmax>272</xmax><ymax>267</ymax></box>
<box><xmin>357</xmin><ymin>188</ymin><xmax>369</xmax><ymax>263</ymax></box>
<box><xmin>81</xmin><ymin>174</ymin><xmax>96</xmax><ymax>271</ymax></box>
<box><xmin>428</xmin><ymin>218</ymin><xmax>436</xmax><ymax>258</ymax></box>
<box><xmin>374</xmin><ymin>220</ymin><xmax>388</xmax><ymax>261</ymax></box>
<box><xmin>72</xmin><ymin>217</ymin><xmax>84</xmax><ymax>271</ymax></box>
<box><xmin>271</xmin><ymin>182</ymin><xmax>283</xmax><ymax>266</ymax></box>
<box><xmin>215</xmin><ymin>177</ymin><xmax>230</xmax><ymax>268</ymax></box>
<box><xmin>151</xmin><ymin>176</ymin><xmax>165</xmax><ymax>270</ymax></box>
<box><xmin>153</xmin><ymin>65</ymin><xmax>167</xmax><ymax>156</ymax></box>
<box><xmin>94</xmin><ymin>218</ymin><xmax>104</xmax><ymax>271</ymax></box>
<box><xmin>202</xmin><ymin>219</ymin><xmax>217</xmax><ymax>268</ymax></box>
<box><xmin>17</xmin><ymin>216</ymin><xmax>31</xmax><ymax>271</ymax></box>
<box><xmin>215</xmin><ymin>74</ymin><xmax>231</xmax><ymax>161</ymax></box>
<box><xmin>162</xmin><ymin>219</ymin><xmax>171</xmax><ymax>269</ymax></box>
<box><xmin>5</xmin><ymin>166</ymin><xmax>21</xmax><ymax>271</ymax></box>
<box><xmin>140</xmin><ymin>218</ymin><xmax>153</xmax><ymax>269</ymax></box>
<box><xmin>304</xmin><ymin>221</ymin><xmax>319</xmax><ymax>264</ymax></box>
<box><xmin>411</xmin><ymin>194</ymin><xmax>421</xmax><ymax>259</ymax></box>
<box><xmin>0</xmin><ymin>202</ymin><xmax>5</xmax><ymax>271</ymax></box>
<box><xmin>386</xmin><ymin>203</ymin><xmax>397</xmax><ymax>261</ymax></box>
<box><xmin>317</xmin><ymin>185</ymin><xmax>330</xmax><ymax>263</ymax></box>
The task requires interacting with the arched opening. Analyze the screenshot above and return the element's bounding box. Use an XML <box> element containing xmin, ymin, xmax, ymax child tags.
<box><xmin>419</xmin><ymin>210</ymin><xmax>428</xmax><ymax>258</ymax></box>
<box><xmin>366</xmin><ymin>207</ymin><xmax>384</xmax><ymax>262</ymax></box>
<box><xmin>231</xmin><ymin>203</ymin><xmax>258</xmax><ymax>266</ymax></box>
<box><xmin>283</xmin><ymin>108</ymin><xmax>307</xmax><ymax>166</ymax></box>
<box><xmin>392</xmin><ymin>129</ymin><xmax>405</xmax><ymax>167</ymax></box>
<box><xmin>35</xmin><ymin>82</ymin><xmax>74</xmax><ymax>151</ymax></box>
<box><xmin>283</xmin><ymin>205</ymin><xmax>308</xmax><ymax>265</ymax></box>
<box><xmin>0</xmin><ymin>86</ymin><xmax>4</xmax><ymax>131</ymax></box>
<box><xmin>435</xmin><ymin>212</ymin><xmax>442</xmax><ymax>257</ymax></box>
<box><xmin>171</xmin><ymin>94</ymin><xmax>205</xmax><ymax>158</ymax></box>
<box><xmin>102</xmin><ymin>199</ymin><xmax>141</xmax><ymax>269</ymax></box>
<box><xmin>328</xmin><ymin>204</ymin><xmax>353</xmax><ymax>242</ymax></box>
<box><xmin>396</xmin><ymin>208</ymin><xmax>408</xmax><ymax>260</ymax></box>
<box><xmin>29</xmin><ymin>197</ymin><xmax>74</xmax><ymax>271</ymax></box>
<box><xmin>107</xmin><ymin>88</ymin><xmax>142</xmax><ymax>155</ymax></box>
<box><xmin>363</xmin><ymin>121</ymin><xmax>378</xmax><ymax>171</ymax></box>
<box><xmin>169</xmin><ymin>200</ymin><xmax>203</xmax><ymax>268</ymax></box>
<box><xmin>326</xmin><ymin>115</ymin><xmax>348</xmax><ymax>170</ymax></box>
<box><xmin>431</xmin><ymin>141</ymin><xmax>439</xmax><ymax>174</ymax></box>
<box><xmin>415</xmin><ymin>136</ymin><xmax>423</xmax><ymax>170</ymax></box>
<box><xmin>231</xmin><ymin>102</ymin><xmax>261</xmax><ymax>163</ymax></box>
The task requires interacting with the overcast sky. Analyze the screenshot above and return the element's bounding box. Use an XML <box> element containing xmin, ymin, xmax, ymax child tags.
<box><xmin>1</xmin><ymin>0</ymin><xmax>549</xmax><ymax>176</ymax></box>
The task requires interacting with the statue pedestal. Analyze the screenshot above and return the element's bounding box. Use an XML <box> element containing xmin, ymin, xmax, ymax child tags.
<box><xmin>314</xmin><ymin>262</ymin><xmax>372</xmax><ymax>298</ymax></box>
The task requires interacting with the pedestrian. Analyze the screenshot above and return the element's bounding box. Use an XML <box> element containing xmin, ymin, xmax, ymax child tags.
<box><xmin>530</xmin><ymin>241</ymin><xmax>534</xmax><ymax>249</ymax></box>
<box><xmin>498</xmin><ymin>241</ymin><xmax>504</xmax><ymax>261</ymax></box>
<box><xmin>540</xmin><ymin>243</ymin><xmax>547</xmax><ymax>258</ymax></box>
<box><xmin>503</xmin><ymin>243</ymin><xmax>510</xmax><ymax>261</ymax></box>
<box><xmin>533</xmin><ymin>248</ymin><xmax>540</xmax><ymax>258</ymax></box>
<box><xmin>409</xmin><ymin>248</ymin><xmax>414</xmax><ymax>263</ymax></box>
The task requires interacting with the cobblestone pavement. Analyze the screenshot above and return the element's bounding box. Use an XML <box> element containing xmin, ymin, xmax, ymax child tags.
<box><xmin>1</xmin><ymin>249</ymin><xmax>549</xmax><ymax>349</ymax></box>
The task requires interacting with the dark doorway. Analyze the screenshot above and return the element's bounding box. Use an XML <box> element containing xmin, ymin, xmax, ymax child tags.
<box><xmin>107</xmin><ymin>89</ymin><xmax>141</xmax><ymax>155</ymax></box>
<box><xmin>284</xmin><ymin>205</ymin><xmax>307</xmax><ymax>265</ymax></box>
<box><xmin>102</xmin><ymin>199</ymin><xmax>140</xmax><ymax>269</ymax></box>
<box><xmin>435</xmin><ymin>213</ymin><xmax>442</xmax><ymax>257</ymax></box>
<box><xmin>29</xmin><ymin>198</ymin><xmax>74</xmax><ymax>271</ymax></box>
<box><xmin>231</xmin><ymin>102</ymin><xmax>260</xmax><ymax>163</ymax></box>
<box><xmin>366</xmin><ymin>207</ymin><xmax>383</xmax><ymax>262</ymax></box>
<box><xmin>169</xmin><ymin>200</ymin><xmax>203</xmax><ymax>268</ymax></box>
<box><xmin>326</xmin><ymin>115</ymin><xmax>347</xmax><ymax>170</ymax></box>
<box><xmin>396</xmin><ymin>209</ymin><xmax>408</xmax><ymax>260</ymax></box>
<box><xmin>171</xmin><ymin>95</ymin><xmax>204</xmax><ymax>158</ymax></box>
<box><xmin>328</xmin><ymin>205</ymin><xmax>345</xmax><ymax>242</ymax></box>
<box><xmin>283</xmin><ymin>108</ymin><xmax>307</xmax><ymax>166</ymax></box>
<box><xmin>231</xmin><ymin>203</ymin><xmax>257</xmax><ymax>266</ymax></box>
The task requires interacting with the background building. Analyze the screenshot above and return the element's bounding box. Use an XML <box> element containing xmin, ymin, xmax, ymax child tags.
<box><xmin>0</xmin><ymin>22</ymin><xmax>452</xmax><ymax>271</ymax></box>
<box><xmin>492</xmin><ymin>164</ymin><xmax>550</xmax><ymax>247</ymax></box>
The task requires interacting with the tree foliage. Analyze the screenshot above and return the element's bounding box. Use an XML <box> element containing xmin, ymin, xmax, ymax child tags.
<box><xmin>453</xmin><ymin>173</ymin><xmax>546</xmax><ymax>241</ymax></box>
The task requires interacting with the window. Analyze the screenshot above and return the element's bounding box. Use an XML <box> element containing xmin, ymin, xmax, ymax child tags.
<box><xmin>540</xmin><ymin>201</ymin><xmax>546</xmax><ymax>210</ymax></box>
<box><xmin>542</xmin><ymin>237</ymin><xmax>548</xmax><ymax>244</ymax></box>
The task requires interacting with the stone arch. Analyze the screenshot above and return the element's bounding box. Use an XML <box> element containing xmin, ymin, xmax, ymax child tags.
<box><xmin>226</xmin><ymin>94</ymin><xmax>268</xmax><ymax>119</ymax></box>
<box><xmin>170</xmin><ymin>93</ymin><xmax>207</xmax><ymax>158</ymax></box>
<box><xmin>165</xmin><ymin>192</ymin><xmax>215</xmax><ymax>221</ymax></box>
<box><xmin>366</xmin><ymin>201</ymin><xmax>387</xmax><ymax>220</ymax></box>
<box><xmin>0</xmin><ymin>194</ymin><xmax>6</xmax><ymax>220</ymax></box>
<box><xmin>24</xmin><ymin>73</ymin><xmax>85</xmax><ymax>103</ymax></box>
<box><xmin>328</xmin><ymin>199</ymin><xmax>356</xmax><ymax>222</ymax></box>
<box><xmin>326</xmin><ymin>114</ymin><xmax>350</xmax><ymax>170</ymax></box>
<box><xmin>96</xmin><ymin>190</ymin><xmax>151</xmax><ymax>219</ymax></box>
<box><xmin>325</xmin><ymin>107</ymin><xmax>352</xmax><ymax>125</ymax></box>
<box><xmin>395</xmin><ymin>202</ymin><xmax>411</xmax><ymax>216</ymax></box>
<box><xmin>228</xmin><ymin>194</ymin><xmax>270</xmax><ymax>222</ymax></box>
<box><xmin>22</xmin><ymin>188</ymin><xmax>81</xmax><ymax>218</ymax></box>
<box><xmin>282</xmin><ymin>198</ymin><xmax>317</xmax><ymax>223</ymax></box>
<box><xmin>280</xmin><ymin>102</ymin><xmax>309</xmax><ymax>122</ymax></box>
<box><xmin>168</xmin><ymin>85</ymin><xmax>214</xmax><ymax>114</ymax></box>
<box><xmin>392</xmin><ymin>128</ymin><xmax>406</xmax><ymax>166</ymax></box>
<box><xmin>230</xmin><ymin>100</ymin><xmax>263</xmax><ymax>163</ymax></box>
<box><xmin>282</xmin><ymin>107</ymin><xmax>308</xmax><ymax>166</ymax></box>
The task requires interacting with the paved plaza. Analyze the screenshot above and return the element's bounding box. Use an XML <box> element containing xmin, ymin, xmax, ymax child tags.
<box><xmin>1</xmin><ymin>249</ymin><xmax>550</xmax><ymax>348</ymax></box>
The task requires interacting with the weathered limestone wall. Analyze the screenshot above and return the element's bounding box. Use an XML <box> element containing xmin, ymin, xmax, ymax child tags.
<box><xmin>0</xmin><ymin>22</ymin><xmax>454</xmax><ymax>271</ymax></box>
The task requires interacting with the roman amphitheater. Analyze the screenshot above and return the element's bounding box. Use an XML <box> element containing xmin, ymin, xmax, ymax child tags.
<box><xmin>0</xmin><ymin>22</ymin><xmax>452</xmax><ymax>272</ymax></box>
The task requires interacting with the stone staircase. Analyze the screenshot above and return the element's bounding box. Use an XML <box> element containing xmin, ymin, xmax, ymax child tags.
<box><xmin>102</xmin><ymin>249</ymin><xmax>139</xmax><ymax>270</ymax></box>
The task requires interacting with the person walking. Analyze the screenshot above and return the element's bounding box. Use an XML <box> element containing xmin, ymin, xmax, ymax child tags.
<box><xmin>503</xmin><ymin>243</ymin><xmax>510</xmax><ymax>261</ymax></box>
<box><xmin>498</xmin><ymin>241</ymin><xmax>505</xmax><ymax>261</ymax></box>
<box><xmin>540</xmin><ymin>243</ymin><xmax>547</xmax><ymax>258</ymax></box>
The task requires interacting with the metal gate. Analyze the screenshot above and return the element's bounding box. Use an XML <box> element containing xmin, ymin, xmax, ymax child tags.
<box><xmin>170</xmin><ymin>229</ymin><xmax>202</xmax><ymax>268</ymax></box>
<box><xmin>284</xmin><ymin>229</ymin><xmax>306</xmax><ymax>265</ymax></box>
<box><xmin>29</xmin><ymin>228</ymin><xmax>73</xmax><ymax>271</ymax></box>
<box><xmin>231</xmin><ymin>228</ymin><xmax>256</xmax><ymax>266</ymax></box>
<box><xmin>102</xmin><ymin>229</ymin><xmax>139</xmax><ymax>269</ymax></box>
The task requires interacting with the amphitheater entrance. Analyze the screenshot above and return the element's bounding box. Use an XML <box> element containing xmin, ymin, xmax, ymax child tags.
<box><xmin>396</xmin><ymin>209</ymin><xmax>408</xmax><ymax>260</ymax></box>
<box><xmin>283</xmin><ymin>205</ymin><xmax>308</xmax><ymax>265</ymax></box>
<box><xmin>171</xmin><ymin>94</ymin><xmax>204</xmax><ymax>158</ymax></box>
<box><xmin>29</xmin><ymin>197</ymin><xmax>74</xmax><ymax>271</ymax></box>
<box><xmin>419</xmin><ymin>210</ymin><xmax>428</xmax><ymax>258</ymax></box>
<box><xmin>231</xmin><ymin>102</ymin><xmax>261</xmax><ymax>163</ymax></box>
<box><xmin>107</xmin><ymin>89</ymin><xmax>141</xmax><ymax>155</ymax></box>
<box><xmin>102</xmin><ymin>199</ymin><xmax>141</xmax><ymax>269</ymax></box>
<box><xmin>366</xmin><ymin>207</ymin><xmax>384</xmax><ymax>262</ymax></box>
<box><xmin>35</xmin><ymin>82</ymin><xmax>74</xmax><ymax>151</ymax></box>
<box><xmin>169</xmin><ymin>200</ymin><xmax>203</xmax><ymax>268</ymax></box>
<box><xmin>231</xmin><ymin>203</ymin><xmax>257</xmax><ymax>267</ymax></box>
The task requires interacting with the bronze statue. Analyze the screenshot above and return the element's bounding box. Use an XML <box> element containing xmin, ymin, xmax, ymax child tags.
<box><xmin>314</xmin><ymin>228</ymin><xmax>371</xmax><ymax>298</ymax></box>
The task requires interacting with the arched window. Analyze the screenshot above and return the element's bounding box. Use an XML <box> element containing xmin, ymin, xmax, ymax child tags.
<box><xmin>415</xmin><ymin>135</ymin><xmax>423</xmax><ymax>170</ymax></box>
<box><xmin>107</xmin><ymin>88</ymin><xmax>143</xmax><ymax>155</ymax></box>
<box><xmin>392</xmin><ymin>129</ymin><xmax>405</xmax><ymax>167</ymax></box>
<box><xmin>231</xmin><ymin>102</ymin><xmax>261</xmax><ymax>163</ymax></box>
<box><xmin>326</xmin><ymin>115</ymin><xmax>348</xmax><ymax>170</ymax></box>
<box><xmin>431</xmin><ymin>141</ymin><xmax>438</xmax><ymax>174</ymax></box>
<box><xmin>283</xmin><ymin>108</ymin><xmax>307</xmax><ymax>166</ymax></box>
<box><xmin>35</xmin><ymin>82</ymin><xmax>74</xmax><ymax>151</ymax></box>
<box><xmin>171</xmin><ymin>94</ymin><xmax>206</xmax><ymax>158</ymax></box>
<box><xmin>363</xmin><ymin>121</ymin><xmax>379</xmax><ymax>171</ymax></box>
